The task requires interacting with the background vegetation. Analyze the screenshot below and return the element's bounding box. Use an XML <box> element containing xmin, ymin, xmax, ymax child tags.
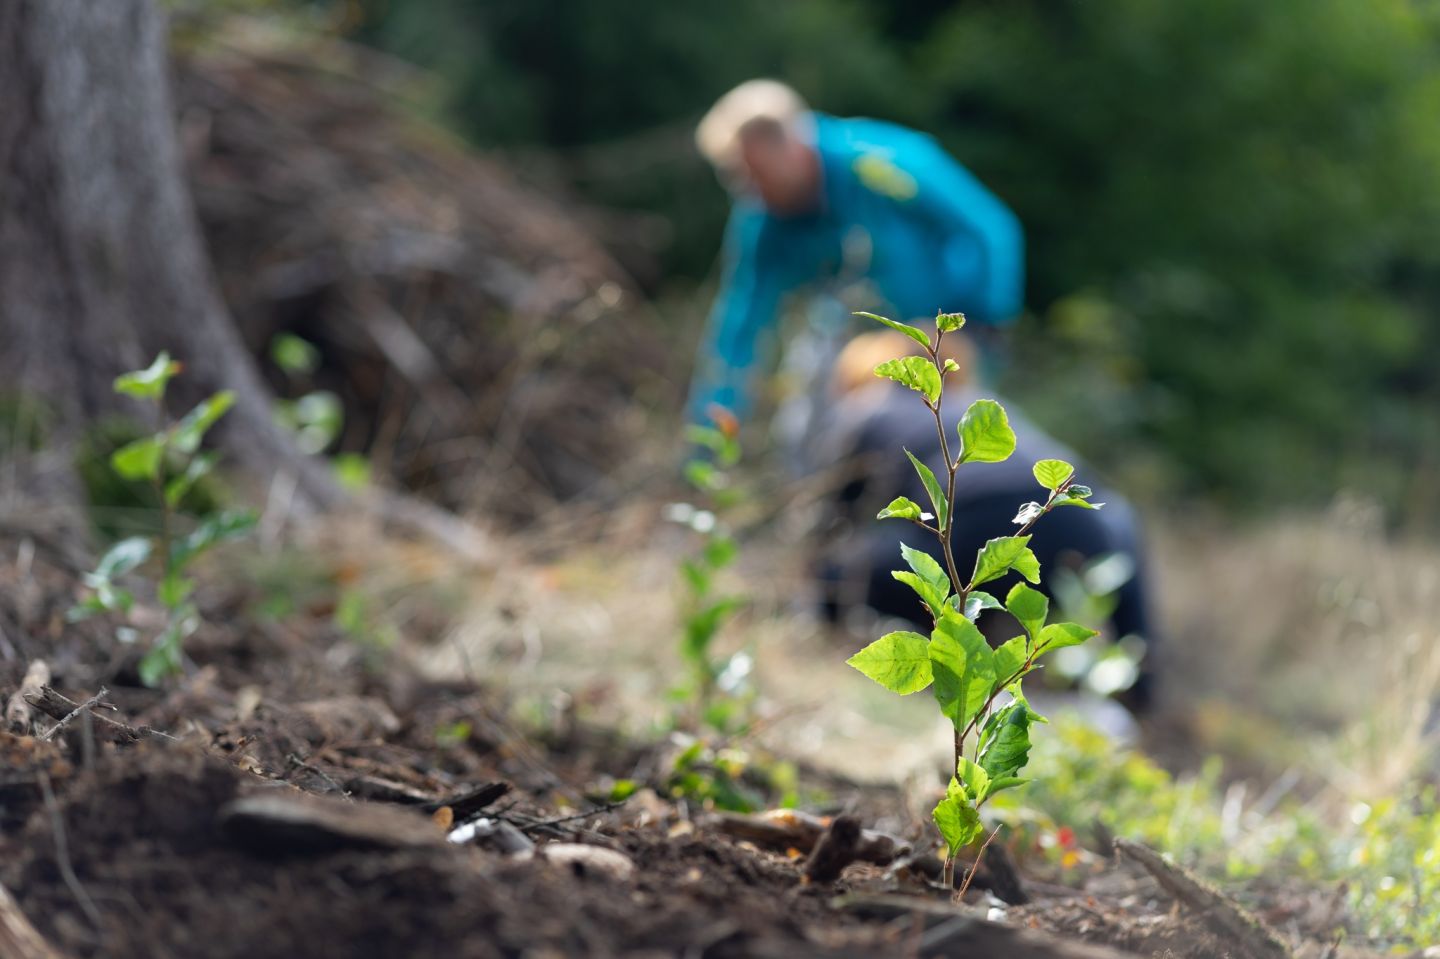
<box><xmin>353</xmin><ymin>0</ymin><xmax>1440</xmax><ymax>512</ymax></box>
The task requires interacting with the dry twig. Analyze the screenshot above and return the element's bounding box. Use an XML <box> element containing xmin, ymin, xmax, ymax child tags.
<box><xmin>24</xmin><ymin>686</ymin><xmax>142</xmax><ymax>745</ymax></box>
<box><xmin>38</xmin><ymin>687</ymin><xmax>109</xmax><ymax>743</ymax></box>
<box><xmin>1114</xmin><ymin>838</ymin><xmax>1291</xmax><ymax>959</ymax></box>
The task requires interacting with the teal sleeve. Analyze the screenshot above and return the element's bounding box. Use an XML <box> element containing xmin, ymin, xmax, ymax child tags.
<box><xmin>904</xmin><ymin>138</ymin><xmax>1025</xmax><ymax>324</ymax></box>
<box><xmin>686</xmin><ymin>206</ymin><xmax>788</xmax><ymax>424</ymax></box>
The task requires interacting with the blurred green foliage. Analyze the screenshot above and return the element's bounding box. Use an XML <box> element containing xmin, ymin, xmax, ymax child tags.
<box><xmin>994</xmin><ymin>719</ymin><xmax>1440</xmax><ymax>948</ymax></box>
<box><xmin>349</xmin><ymin>0</ymin><xmax>1440</xmax><ymax>510</ymax></box>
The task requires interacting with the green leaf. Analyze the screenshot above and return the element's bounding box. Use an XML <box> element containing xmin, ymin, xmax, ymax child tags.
<box><xmin>904</xmin><ymin>449</ymin><xmax>949</xmax><ymax>532</ymax></box>
<box><xmin>680</xmin><ymin>558</ymin><xmax>710</xmax><ymax>594</ymax></box>
<box><xmin>66</xmin><ymin>594</ymin><xmax>107</xmax><ymax>623</ymax></box>
<box><xmin>164</xmin><ymin>451</ymin><xmax>218</xmax><ymax>507</ymax></box>
<box><xmin>979</xmin><ymin>700</ymin><xmax>1034</xmax><ymax>782</ymax></box>
<box><xmin>170</xmin><ymin>510</ymin><xmax>258</xmax><ymax>570</ymax></box>
<box><xmin>157</xmin><ymin>572</ymin><xmax>194</xmax><ymax>610</ymax></box>
<box><xmin>270</xmin><ymin>333</ymin><xmax>320</xmax><ymax>375</ymax></box>
<box><xmin>138</xmin><ymin>644</ymin><xmax>179</xmax><ymax>688</ymax></box>
<box><xmin>1012</xmin><ymin>548</ymin><xmax>1041</xmax><ymax>584</ymax></box>
<box><xmin>683</xmin><ymin>597</ymin><xmax>744</xmax><ymax>662</ymax></box>
<box><xmin>962</xmin><ymin>590</ymin><xmax>1002</xmax><ymax>622</ymax></box>
<box><xmin>1066</xmin><ymin>484</ymin><xmax>1094</xmax><ymax>499</ymax></box>
<box><xmin>1053</xmin><ymin>495</ymin><xmax>1104</xmax><ymax>511</ymax></box>
<box><xmin>993</xmin><ymin>636</ymin><xmax>1028</xmax><ymax>682</ymax></box>
<box><xmin>171</xmin><ymin>391</ymin><xmax>235</xmax><ymax>455</ymax></box>
<box><xmin>970</xmin><ymin>535</ymin><xmax>1033</xmax><ymax>588</ymax></box>
<box><xmin>1036</xmin><ymin>622</ymin><xmax>1099</xmax><ymax>654</ymax></box>
<box><xmin>876</xmin><ymin>496</ymin><xmax>933</xmax><ymax>523</ymax></box>
<box><xmin>1012</xmin><ymin>501</ymin><xmax>1044</xmax><ymax>526</ymax></box>
<box><xmin>891</xmin><ymin>573</ymin><xmax>939</xmax><ymax>619</ymax></box>
<box><xmin>114</xmin><ymin>352</ymin><xmax>180</xmax><ymax>401</ymax></box>
<box><xmin>874</xmin><ymin>357</ymin><xmax>941</xmax><ymax>405</ymax></box>
<box><xmin>855</xmin><ymin>311</ymin><xmax>931</xmax><ymax>350</ymax></box>
<box><xmin>847</xmin><ymin>631</ymin><xmax>933</xmax><ymax>695</ymax></box>
<box><xmin>1005</xmin><ymin>583</ymin><xmax>1049</xmax><ymax>640</ymax></box>
<box><xmin>891</xmin><ymin>543</ymin><xmax>950</xmax><ymax>616</ymax></box>
<box><xmin>684</xmin><ymin>459</ymin><xmax>721</xmax><ymax>492</ymax></box>
<box><xmin>935</xmin><ymin>311</ymin><xmax>967</xmax><ymax>333</ymax></box>
<box><xmin>1032</xmin><ymin>459</ymin><xmax>1075</xmax><ymax>491</ymax></box>
<box><xmin>985</xmin><ymin>777</ymin><xmax>1030</xmax><ymax>799</ymax></box>
<box><xmin>332</xmin><ymin>453</ymin><xmax>372</xmax><ymax>492</ymax></box>
<box><xmin>94</xmin><ymin>537</ymin><xmax>152</xmax><ymax>580</ymax></box>
<box><xmin>111</xmin><ymin>434</ymin><xmax>167</xmax><ymax>482</ymax></box>
<box><xmin>274</xmin><ymin>391</ymin><xmax>343</xmax><ymax>455</ymax></box>
<box><xmin>901</xmin><ymin>543</ymin><xmax>948</xmax><ymax>592</ymax></box>
<box><xmin>955</xmin><ymin>756</ymin><xmax>990</xmax><ymax>803</ymax></box>
<box><xmin>705</xmin><ymin>535</ymin><xmax>738</xmax><ymax>569</ymax></box>
<box><xmin>138</xmin><ymin>604</ymin><xmax>199</xmax><ymax>688</ymax></box>
<box><xmin>942</xmin><ymin>358</ymin><xmax>960</xmax><ymax>374</ymax></box>
<box><xmin>933</xmin><ymin>793</ymin><xmax>982</xmax><ymax>858</ymax></box>
<box><xmin>957</xmin><ymin>399</ymin><xmax>1016</xmax><ymax>464</ymax></box>
<box><xmin>929</xmin><ymin>615</ymin><xmax>996</xmax><ymax>731</ymax></box>
<box><xmin>81</xmin><ymin>582</ymin><xmax>134</xmax><ymax>616</ymax></box>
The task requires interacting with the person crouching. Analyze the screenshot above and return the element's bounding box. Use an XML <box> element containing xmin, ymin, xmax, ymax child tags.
<box><xmin>804</xmin><ymin>331</ymin><xmax>1157</xmax><ymax>712</ymax></box>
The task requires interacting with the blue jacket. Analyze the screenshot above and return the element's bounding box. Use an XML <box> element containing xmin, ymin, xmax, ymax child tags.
<box><xmin>688</xmin><ymin>112</ymin><xmax>1024</xmax><ymax>423</ymax></box>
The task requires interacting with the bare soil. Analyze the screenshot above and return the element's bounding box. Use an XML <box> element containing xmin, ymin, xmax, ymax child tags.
<box><xmin>0</xmin><ymin>516</ymin><xmax>1384</xmax><ymax>959</ymax></box>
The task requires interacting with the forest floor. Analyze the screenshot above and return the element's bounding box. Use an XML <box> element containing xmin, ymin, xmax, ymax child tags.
<box><xmin>0</xmin><ymin>499</ymin><xmax>1431</xmax><ymax>958</ymax></box>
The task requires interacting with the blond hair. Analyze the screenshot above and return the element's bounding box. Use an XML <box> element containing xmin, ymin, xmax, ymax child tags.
<box><xmin>695</xmin><ymin>79</ymin><xmax>809</xmax><ymax>175</ymax></box>
<box><xmin>834</xmin><ymin>330</ymin><xmax>976</xmax><ymax>397</ymax></box>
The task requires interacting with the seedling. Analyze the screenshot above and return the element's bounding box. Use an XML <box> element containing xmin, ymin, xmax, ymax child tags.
<box><xmin>69</xmin><ymin>353</ymin><xmax>257</xmax><ymax>686</ymax></box>
<box><xmin>668</xmin><ymin>406</ymin><xmax>751</xmax><ymax>732</ymax></box>
<box><xmin>845</xmin><ymin>310</ymin><xmax>1104</xmax><ymax>890</ymax></box>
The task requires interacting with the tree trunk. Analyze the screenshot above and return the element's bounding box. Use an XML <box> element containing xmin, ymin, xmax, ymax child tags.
<box><xmin>0</xmin><ymin>0</ymin><xmax>330</xmax><ymax>504</ymax></box>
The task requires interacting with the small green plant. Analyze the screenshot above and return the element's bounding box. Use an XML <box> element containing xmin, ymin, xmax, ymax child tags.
<box><xmin>268</xmin><ymin>331</ymin><xmax>369</xmax><ymax>491</ymax></box>
<box><xmin>70</xmin><ymin>353</ymin><xmax>257</xmax><ymax>686</ymax></box>
<box><xmin>845</xmin><ymin>310</ymin><xmax>1104</xmax><ymax>889</ymax></box>
<box><xmin>667</xmin><ymin>407</ymin><xmax>751</xmax><ymax>733</ymax></box>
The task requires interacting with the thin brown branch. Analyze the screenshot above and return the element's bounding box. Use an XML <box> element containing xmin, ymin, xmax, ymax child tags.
<box><xmin>38</xmin><ymin>772</ymin><xmax>103</xmax><ymax>935</ymax></box>
<box><xmin>37</xmin><ymin>686</ymin><xmax>109</xmax><ymax>743</ymax></box>
<box><xmin>956</xmin><ymin>823</ymin><xmax>1004</xmax><ymax>900</ymax></box>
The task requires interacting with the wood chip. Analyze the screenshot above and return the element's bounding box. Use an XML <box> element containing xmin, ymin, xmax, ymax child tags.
<box><xmin>540</xmin><ymin>843</ymin><xmax>635</xmax><ymax>880</ymax></box>
<box><xmin>803</xmin><ymin>814</ymin><xmax>862</xmax><ymax>884</ymax></box>
<box><xmin>710</xmin><ymin>808</ymin><xmax>909</xmax><ymax>865</ymax></box>
<box><xmin>5</xmin><ymin>661</ymin><xmax>49</xmax><ymax>734</ymax></box>
<box><xmin>0</xmin><ymin>879</ymin><xmax>69</xmax><ymax>959</ymax></box>
<box><xmin>219</xmin><ymin>791</ymin><xmax>447</xmax><ymax>854</ymax></box>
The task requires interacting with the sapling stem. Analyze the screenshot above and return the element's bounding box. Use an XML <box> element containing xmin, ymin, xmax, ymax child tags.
<box><xmin>845</xmin><ymin>310</ymin><xmax>1104</xmax><ymax>905</ymax></box>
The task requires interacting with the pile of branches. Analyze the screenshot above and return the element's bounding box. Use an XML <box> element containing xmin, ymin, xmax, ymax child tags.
<box><xmin>173</xmin><ymin>23</ymin><xmax>669</xmax><ymax>519</ymax></box>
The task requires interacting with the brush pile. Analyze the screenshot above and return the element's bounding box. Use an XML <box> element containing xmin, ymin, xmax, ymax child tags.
<box><xmin>173</xmin><ymin>22</ymin><xmax>669</xmax><ymax>518</ymax></box>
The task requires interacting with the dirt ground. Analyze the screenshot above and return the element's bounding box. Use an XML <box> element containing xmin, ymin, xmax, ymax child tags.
<box><xmin>0</xmin><ymin>512</ymin><xmax>1401</xmax><ymax>959</ymax></box>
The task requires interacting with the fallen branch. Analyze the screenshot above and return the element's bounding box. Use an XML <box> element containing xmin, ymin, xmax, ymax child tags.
<box><xmin>421</xmin><ymin>781</ymin><xmax>511</xmax><ymax>823</ymax></box>
<box><xmin>0</xmin><ymin>879</ymin><xmax>69</xmax><ymax>959</ymax></box>
<box><xmin>38</xmin><ymin>687</ymin><xmax>108</xmax><ymax>743</ymax></box>
<box><xmin>502</xmin><ymin>801</ymin><xmax>625</xmax><ymax>837</ymax></box>
<box><xmin>1114</xmin><ymin>838</ymin><xmax>1291</xmax><ymax>959</ymax></box>
<box><xmin>5</xmin><ymin>660</ymin><xmax>49</xmax><ymax>734</ymax></box>
<box><xmin>23</xmin><ymin>686</ymin><xmax>145</xmax><ymax>745</ymax></box>
<box><xmin>219</xmin><ymin>791</ymin><xmax>446</xmax><ymax>854</ymax></box>
<box><xmin>710</xmin><ymin>808</ymin><xmax>909</xmax><ymax>866</ymax></box>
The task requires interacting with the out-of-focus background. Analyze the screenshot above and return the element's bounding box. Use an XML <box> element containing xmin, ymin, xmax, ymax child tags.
<box><xmin>7</xmin><ymin>0</ymin><xmax>1440</xmax><ymax>951</ymax></box>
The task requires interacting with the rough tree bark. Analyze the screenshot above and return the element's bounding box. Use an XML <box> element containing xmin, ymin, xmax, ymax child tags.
<box><xmin>0</xmin><ymin>0</ymin><xmax>332</xmax><ymax>505</ymax></box>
